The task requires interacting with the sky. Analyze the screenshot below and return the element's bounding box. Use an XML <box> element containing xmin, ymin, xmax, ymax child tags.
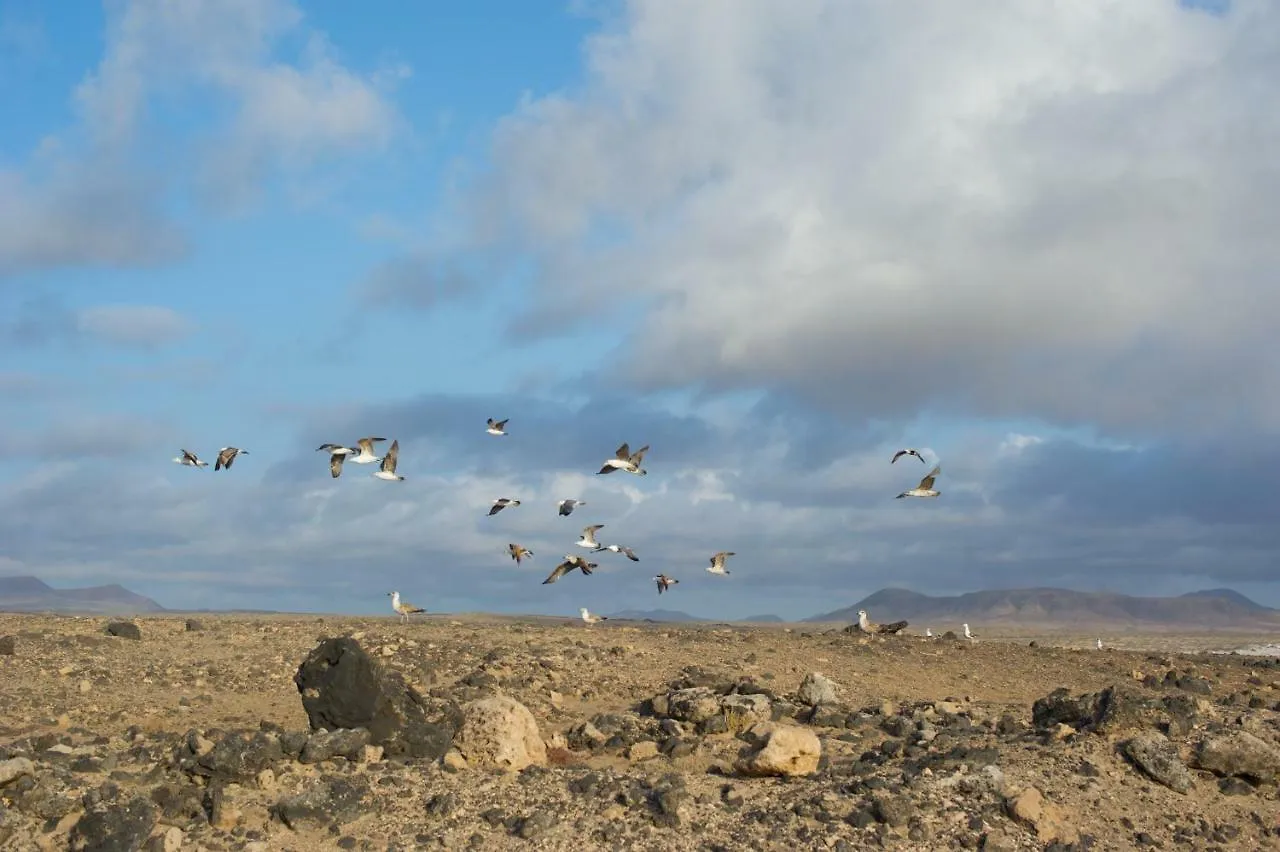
<box><xmin>2</xmin><ymin>0</ymin><xmax>1279</xmax><ymax>621</ymax></box>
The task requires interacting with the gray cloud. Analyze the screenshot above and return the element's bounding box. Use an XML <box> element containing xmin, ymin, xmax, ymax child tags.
<box><xmin>395</xmin><ymin>0</ymin><xmax>1280</xmax><ymax>441</ymax></box>
<box><xmin>75</xmin><ymin>304</ymin><xmax>194</xmax><ymax>349</ymax></box>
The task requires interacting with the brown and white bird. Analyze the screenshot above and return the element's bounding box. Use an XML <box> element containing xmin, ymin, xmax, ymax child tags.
<box><xmin>350</xmin><ymin>436</ymin><xmax>387</xmax><ymax>465</ymax></box>
<box><xmin>328</xmin><ymin>450</ymin><xmax>348</xmax><ymax>479</ymax></box>
<box><xmin>857</xmin><ymin>609</ymin><xmax>909</xmax><ymax>635</ymax></box>
<box><xmin>486</xmin><ymin>418</ymin><xmax>509</xmax><ymax>436</ymax></box>
<box><xmin>489</xmin><ymin>498</ymin><xmax>521</xmax><ymax>516</ymax></box>
<box><xmin>172</xmin><ymin>449</ymin><xmax>208</xmax><ymax>468</ymax></box>
<box><xmin>508</xmin><ymin>543</ymin><xmax>533</xmax><ymax>566</ymax></box>
<box><xmin>654</xmin><ymin>574</ymin><xmax>678</xmax><ymax>594</ymax></box>
<box><xmin>579</xmin><ymin>607</ymin><xmax>607</xmax><ymax>625</ymax></box>
<box><xmin>594</xmin><ymin>543</ymin><xmax>639</xmax><ymax>562</ymax></box>
<box><xmin>214</xmin><ymin>447</ymin><xmax>248</xmax><ymax>471</ymax></box>
<box><xmin>891</xmin><ymin>448</ymin><xmax>926</xmax><ymax>464</ymax></box>
<box><xmin>373</xmin><ymin>440</ymin><xmax>404</xmax><ymax>481</ymax></box>
<box><xmin>576</xmin><ymin>524</ymin><xmax>605</xmax><ymax>549</ymax></box>
<box><xmin>388</xmin><ymin>591</ymin><xmax>425</xmax><ymax>622</ymax></box>
<box><xmin>706</xmin><ymin>551</ymin><xmax>735</xmax><ymax>576</ymax></box>
<box><xmin>597</xmin><ymin>442</ymin><xmax>649</xmax><ymax>476</ymax></box>
<box><xmin>542</xmin><ymin>555</ymin><xmax>596</xmax><ymax>585</ymax></box>
<box><xmin>316</xmin><ymin>443</ymin><xmax>356</xmax><ymax>456</ymax></box>
<box><xmin>896</xmin><ymin>464</ymin><xmax>941</xmax><ymax>499</ymax></box>
<box><xmin>557</xmin><ymin>498</ymin><xmax>586</xmax><ymax>517</ymax></box>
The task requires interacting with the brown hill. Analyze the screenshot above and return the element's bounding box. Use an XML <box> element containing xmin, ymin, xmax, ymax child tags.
<box><xmin>0</xmin><ymin>575</ymin><xmax>165</xmax><ymax>614</ymax></box>
<box><xmin>807</xmin><ymin>587</ymin><xmax>1280</xmax><ymax>629</ymax></box>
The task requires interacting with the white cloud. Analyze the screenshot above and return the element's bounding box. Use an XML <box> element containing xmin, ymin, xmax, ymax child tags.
<box><xmin>422</xmin><ymin>0</ymin><xmax>1280</xmax><ymax>439</ymax></box>
<box><xmin>76</xmin><ymin>304</ymin><xmax>193</xmax><ymax>349</ymax></box>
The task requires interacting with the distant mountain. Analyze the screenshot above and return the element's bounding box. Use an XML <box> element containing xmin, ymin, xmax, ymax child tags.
<box><xmin>806</xmin><ymin>586</ymin><xmax>1280</xmax><ymax>628</ymax></box>
<box><xmin>0</xmin><ymin>576</ymin><xmax>166</xmax><ymax>614</ymax></box>
<box><xmin>607</xmin><ymin>608</ymin><xmax>706</xmax><ymax>622</ymax></box>
<box><xmin>742</xmin><ymin>614</ymin><xmax>785</xmax><ymax>623</ymax></box>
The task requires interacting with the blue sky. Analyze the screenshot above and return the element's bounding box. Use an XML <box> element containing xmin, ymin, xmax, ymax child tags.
<box><xmin>2</xmin><ymin>0</ymin><xmax>1279</xmax><ymax>621</ymax></box>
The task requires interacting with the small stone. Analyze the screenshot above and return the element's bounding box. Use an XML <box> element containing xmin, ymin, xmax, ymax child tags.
<box><xmin>628</xmin><ymin>741</ymin><xmax>660</xmax><ymax>762</ymax></box>
<box><xmin>184</xmin><ymin>619</ymin><xmax>204</xmax><ymax>632</ymax></box>
<box><xmin>1005</xmin><ymin>787</ymin><xmax>1078</xmax><ymax>844</ymax></box>
<box><xmin>441</xmin><ymin>749</ymin><xmax>468</xmax><ymax>772</ymax></box>
<box><xmin>104</xmin><ymin>621</ymin><xmax>142</xmax><ymax>640</ymax></box>
<box><xmin>0</xmin><ymin>635</ymin><xmax>15</xmax><ymax>655</ymax></box>
<box><xmin>79</xmin><ymin>679</ymin><xmax>92</xmax><ymax>694</ymax></box>
<box><xmin>797</xmin><ymin>672</ymin><xmax>838</xmax><ymax>706</ymax></box>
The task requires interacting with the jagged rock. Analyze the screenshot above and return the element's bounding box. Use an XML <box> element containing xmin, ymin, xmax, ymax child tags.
<box><xmin>1005</xmin><ymin>787</ymin><xmax>1078</xmax><ymax>844</ymax></box>
<box><xmin>1192</xmin><ymin>731</ymin><xmax>1280</xmax><ymax>783</ymax></box>
<box><xmin>273</xmin><ymin>777</ymin><xmax>367</xmax><ymax>830</ymax></box>
<box><xmin>69</xmin><ymin>796</ymin><xmax>157</xmax><ymax>852</ymax></box>
<box><xmin>0</xmin><ymin>758</ymin><xmax>34</xmax><ymax>788</ymax></box>
<box><xmin>796</xmin><ymin>672</ymin><xmax>839</xmax><ymax>707</ymax></box>
<box><xmin>452</xmin><ymin>695</ymin><xmax>547</xmax><ymax>771</ymax></box>
<box><xmin>734</xmin><ymin>723</ymin><xmax>820</xmax><ymax>777</ymax></box>
<box><xmin>294</xmin><ymin>637</ymin><xmax>458</xmax><ymax>759</ymax></box>
<box><xmin>1121</xmin><ymin>731</ymin><xmax>1194</xmax><ymax>793</ymax></box>
<box><xmin>184</xmin><ymin>619</ymin><xmax>204</xmax><ymax>632</ymax></box>
<box><xmin>299</xmin><ymin>728</ymin><xmax>372</xmax><ymax>764</ymax></box>
<box><xmin>0</xmin><ymin>635</ymin><xmax>14</xmax><ymax>655</ymax></box>
<box><xmin>104</xmin><ymin>621</ymin><xmax>142</xmax><ymax>640</ymax></box>
<box><xmin>190</xmin><ymin>731</ymin><xmax>283</xmax><ymax>781</ymax></box>
<box><xmin>665</xmin><ymin>687</ymin><xmax>722</xmax><ymax>723</ymax></box>
<box><xmin>1032</xmin><ymin>685</ymin><xmax>1155</xmax><ymax>734</ymax></box>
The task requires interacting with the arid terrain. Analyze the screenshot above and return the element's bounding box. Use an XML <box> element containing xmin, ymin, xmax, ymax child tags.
<box><xmin>2</xmin><ymin>613</ymin><xmax>1279</xmax><ymax>851</ymax></box>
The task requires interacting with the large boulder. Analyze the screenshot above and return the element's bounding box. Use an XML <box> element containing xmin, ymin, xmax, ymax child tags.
<box><xmin>1192</xmin><ymin>731</ymin><xmax>1280</xmax><ymax>783</ymax></box>
<box><xmin>452</xmin><ymin>695</ymin><xmax>547</xmax><ymax>771</ymax></box>
<box><xmin>294</xmin><ymin>637</ymin><xmax>458</xmax><ymax>760</ymax></box>
<box><xmin>734</xmin><ymin>723</ymin><xmax>821</xmax><ymax>777</ymax></box>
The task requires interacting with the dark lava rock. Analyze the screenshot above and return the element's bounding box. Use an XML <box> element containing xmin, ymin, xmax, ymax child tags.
<box><xmin>1219</xmin><ymin>777</ymin><xmax>1255</xmax><ymax>796</ymax></box>
<box><xmin>184</xmin><ymin>619</ymin><xmax>204</xmax><ymax>632</ymax></box>
<box><xmin>68</xmin><ymin>796</ymin><xmax>156</xmax><ymax>852</ymax></box>
<box><xmin>191</xmin><ymin>731</ymin><xmax>283</xmax><ymax>781</ymax></box>
<box><xmin>274</xmin><ymin>777</ymin><xmax>368</xmax><ymax>830</ymax></box>
<box><xmin>1032</xmin><ymin>685</ymin><xmax>1154</xmax><ymax>734</ymax></box>
<box><xmin>299</xmin><ymin>728</ymin><xmax>371</xmax><ymax>764</ymax></box>
<box><xmin>1121</xmin><ymin>731</ymin><xmax>1194</xmax><ymax>793</ymax></box>
<box><xmin>516</xmin><ymin>810</ymin><xmax>558</xmax><ymax>839</ymax></box>
<box><xmin>1192</xmin><ymin>731</ymin><xmax>1280</xmax><ymax>783</ymax></box>
<box><xmin>150</xmin><ymin>783</ymin><xmax>205</xmax><ymax>822</ymax></box>
<box><xmin>104</xmin><ymin>621</ymin><xmax>142</xmax><ymax>641</ymax></box>
<box><xmin>294</xmin><ymin>636</ymin><xmax>458</xmax><ymax>759</ymax></box>
<box><xmin>0</xmin><ymin>635</ymin><xmax>14</xmax><ymax>655</ymax></box>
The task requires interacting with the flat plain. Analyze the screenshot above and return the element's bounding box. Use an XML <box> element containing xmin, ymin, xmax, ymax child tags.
<box><xmin>2</xmin><ymin>612</ymin><xmax>1279</xmax><ymax>851</ymax></box>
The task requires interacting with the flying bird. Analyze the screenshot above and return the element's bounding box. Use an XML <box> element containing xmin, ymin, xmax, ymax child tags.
<box><xmin>597</xmin><ymin>442</ymin><xmax>649</xmax><ymax>476</ymax></box>
<box><xmin>387</xmin><ymin>591</ymin><xmax>425</xmax><ymax>622</ymax></box>
<box><xmin>594</xmin><ymin>543</ymin><xmax>639</xmax><ymax>562</ymax></box>
<box><xmin>486</xmin><ymin>418</ymin><xmax>509</xmax><ymax>436</ymax></box>
<box><xmin>576</xmin><ymin>524</ymin><xmax>605</xmax><ymax>549</ymax></box>
<box><xmin>857</xmin><ymin>609</ymin><xmax>909</xmax><ymax>635</ymax></box>
<box><xmin>350</xmin><ymin>436</ymin><xmax>387</xmax><ymax>465</ymax></box>
<box><xmin>896</xmin><ymin>465</ymin><xmax>942</xmax><ymax>499</ymax></box>
<box><xmin>173</xmin><ymin>449</ymin><xmax>208</xmax><ymax>469</ymax></box>
<box><xmin>328</xmin><ymin>450</ymin><xmax>348</xmax><ymax>479</ymax></box>
<box><xmin>891</xmin><ymin>448</ymin><xmax>926</xmax><ymax>465</ymax></box>
<box><xmin>508</xmin><ymin>543</ymin><xmax>533</xmax><ymax>566</ymax></box>
<box><xmin>706</xmin><ymin>551</ymin><xmax>735</xmax><ymax>576</ymax></box>
<box><xmin>541</xmin><ymin>555</ymin><xmax>596</xmax><ymax>585</ymax></box>
<box><xmin>373</xmin><ymin>440</ymin><xmax>404</xmax><ymax>481</ymax></box>
<box><xmin>557</xmin><ymin>499</ymin><xmax>586</xmax><ymax>517</ymax></box>
<box><xmin>214</xmin><ymin>447</ymin><xmax>248</xmax><ymax>471</ymax></box>
<box><xmin>654</xmin><ymin>574</ymin><xmax>678</xmax><ymax>594</ymax></box>
<box><xmin>316</xmin><ymin>443</ymin><xmax>355</xmax><ymax>456</ymax></box>
<box><xmin>579</xmin><ymin>607</ymin><xmax>607</xmax><ymax>625</ymax></box>
<box><xmin>489</xmin><ymin>498</ymin><xmax>521</xmax><ymax>516</ymax></box>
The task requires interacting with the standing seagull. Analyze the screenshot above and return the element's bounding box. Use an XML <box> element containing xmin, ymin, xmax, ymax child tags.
<box><xmin>925</xmin><ymin>628</ymin><xmax>934</xmax><ymax>638</ymax></box>
<box><xmin>173</xmin><ymin>449</ymin><xmax>208</xmax><ymax>469</ymax></box>
<box><xmin>373</xmin><ymin>440</ymin><xmax>405</xmax><ymax>481</ymax></box>
<box><xmin>654</xmin><ymin>574</ymin><xmax>678</xmax><ymax>594</ymax></box>
<box><xmin>963</xmin><ymin>623</ymin><xmax>977</xmax><ymax>642</ymax></box>
<box><xmin>486</xmin><ymin>418</ymin><xmax>509</xmax><ymax>436</ymax></box>
<box><xmin>706</xmin><ymin>551</ymin><xmax>735</xmax><ymax>576</ymax></box>
<box><xmin>1096</xmin><ymin>638</ymin><xmax>1104</xmax><ymax>651</ymax></box>
<box><xmin>542</xmin><ymin>555</ymin><xmax>596</xmax><ymax>585</ymax></box>
<box><xmin>508</xmin><ymin>543</ymin><xmax>533</xmax><ymax>566</ymax></box>
<box><xmin>597</xmin><ymin>443</ymin><xmax>649</xmax><ymax>476</ymax></box>
<box><xmin>579</xmin><ymin>607</ymin><xmax>607</xmax><ymax>625</ymax></box>
<box><xmin>891</xmin><ymin>448</ymin><xmax>927</xmax><ymax>464</ymax></box>
<box><xmin>387</xmin><ymin>591</ymin><xmax>425</xmax><ymax>622</ymax></box>
<box><xmin>488</xmin><ymin>498</ymin><xmax>521</xmax><ymax>516</ymax></box>
<box><xmin>350</xmin><ymin>437</ymin><xmax>387</xmax><ymax>465</ymax></box>
<box><xmin>576</xmin><ymin>524</ymin><xmax>605</xmax><ymax>549</ymax></box>
<box><xmin>557</xmin><ymin>499</ymin><xmax>586</xmax><ymax>517</ymax></box>
<box><xmin>896</xmin><ymin>465</ymin><xmax>942</xmax><ymax>499</ymax></box>
<box><xmin>594</xmin><ymin>543</ymin><xmax>639</xmax><ymax>562</ymax></box>
<box><xmin>214</xmin><ymin>447</ymin><xmax>248</xmax><ymax>471</ymax></box>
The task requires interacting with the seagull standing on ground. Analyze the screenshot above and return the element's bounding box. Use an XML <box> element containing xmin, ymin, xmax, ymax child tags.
<box><xmin>387</xmin><ymin>591</ymin><xmax>425</xmax><ymax>622</ymax></box>
<box><xmin>891</xmin><ymin>448</ymin><xmax>927</xmax><ymax>464</ymax></box>
<box><xmin>542</xmin><ymin>555</ymin><xmax>596</xmax><ymax>585</ymax></box>
<box><xmin>486</xmin><ymin>418</ymin><xmax>509</xmax><ymax>436</ymax></box>
<box><xmin>488</xmin><ymin>498</ymin><xmax>521</xmax><ymax>516</ymax></box>
<box><xmin>1096</xmin><ymin>638</ymin><xmax>1103</xmax><ymax>650</ymax></box>
<box><xmin>706</xmin><ymin>551</ymin><xmax>735</xmax><ymax>576</ymax></box>
<box><xmin>173</xmin><ymin>449</ymin><xmax>208</xmax><ymax>469</ymax></box>
<box><xmin>963</xmin><ymin>623</ymin><xmax>977</xmax><ymax>642</ymax></box>
<box><xmin>350</xmin><ymin>437</ymin><xmax>386</xmax><ymax>465</ymax></box>
<box><xmin>214</xmin><ymin>447</ymin><xmax>248</xmax><ymax>471</ymax></box>
<box><xmin>654</xmin><ymin>574</ymin><xmax>678</xmax><ymax>594</ymax></box>
<box><xmin>896</xmin><ymin>465</ymin><xmax>942</xmax><ymax>499</ymax></box>
<box><xmin>925</xmin><ymin>628</ymin><xmax>934</xmax><ymax>638</ymax></box>
<box><xmin>580</xmin><ymin>607</ymin><xmax>607</xmax><ymax>625</ymax></box>
<box><xmin>576</xmin><ymin>524</ymin><xmax>605</xmax><ymax>549</ymax></box>
<box><xmin>557</xmin><ymin>499</ymin><xmax>586</xmax><ymax>517</ymax></box>
<box><xmin>373</xmin><ymin>440</ymin><xmax>405</xmax><ymax>481</ymax></box>
<box><xmin>508</xmin><ymin>543</ymin><xmax>533</xmax><ymax>566</ymax></box>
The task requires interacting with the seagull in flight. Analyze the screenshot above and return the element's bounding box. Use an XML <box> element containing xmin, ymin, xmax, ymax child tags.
<box><xmin>373</xmin><ymin>440</ymin><xmax>405</xmax><ymax>481</ymax></box>
<box><xmin>214</xmin><ymin>447</ymin><xmax>249</xmax><ymax>471</ymax></box>
<box><xmin>173</xmin><ymin>449</ymin><xmax>208</xmax><ymax>469</ymax></box>
<box><xmin>486</xmin><ymin>418</ymin><xmax>509</xmax><ymax>436</ymax></box>
<box><xmin>489</xmin><ymin>498</ymin><xmax>521</xmax><ymax>516</ymax></box>
<box><xmin>896</xmin><ymin>465</ymin><xmax>941</xmax><ymax>499</ymax></box>
<box><xmin>594</xmin><ymin>543</ymin><xmax>639</xmax><ymax>562</ymax></box>
<box><xmin>654</xmin><ymin>574</ymin><xmax>678</xmax><ymax>594</ymax></box>
<box><xmin>706</xmin><ymin>551</ymin><xmax>735</xmax><ymax>576</ymax></box>
<box><xmin>891</xmin><ymin>448</ymin><xmax>926</xmax><ymax>465</ymax></box>
<box><xmin>350</xmin><ymin>437</ymin><xmax>387</xmax><ymax>465</ymax></box>
<box><xmin>557</xmin><ymin>499</ymin><xmax>586</xmax><ymax>517</ymax></box>
<box><xmin>542</xmin><ymin>555</ymin><xmax>596</xmax><ymax>585</ymax></box>
<box><xmin>597</xmin><ymin>442</ymin><xmax>649</xmax><ymax>476</ymax></box>
<box><xmin>508</xmin><ymin>543</ymin><xmax>533</xmax><ymax>566</ymax></box>
<box><xmin>576</xmin><ymin>524</ymin><xmax>605</xmax><ymax>549</ymax></box>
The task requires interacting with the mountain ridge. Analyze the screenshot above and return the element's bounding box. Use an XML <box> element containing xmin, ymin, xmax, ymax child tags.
<box><xmin>0</xmin><ymin>575</ymin><xmax>166</xmax><ymax>614</ymax></box>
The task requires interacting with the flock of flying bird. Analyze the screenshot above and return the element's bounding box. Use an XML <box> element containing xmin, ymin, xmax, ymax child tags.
<box><xmin>171</xmin><ymin>420</ymin><xmax>945</xmax><ymax>624</ymax></box>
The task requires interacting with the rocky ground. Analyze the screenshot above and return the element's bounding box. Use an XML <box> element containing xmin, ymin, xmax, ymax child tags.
<box><xmin>1</xmin><ymin>614</ymin><xmax>1279</xmax><ymax>852</ymax></box>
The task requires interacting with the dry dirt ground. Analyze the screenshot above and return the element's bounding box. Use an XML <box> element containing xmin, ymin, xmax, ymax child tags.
<box><xmin>2</xmin><ymin>613</ymin><xmax>1279</xmax><ymax>851</ymax></box>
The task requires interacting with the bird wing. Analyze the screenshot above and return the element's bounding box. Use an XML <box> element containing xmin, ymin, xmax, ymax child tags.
<box><xmin>380</xmin><ymin>440</ymin><xmax>399</xmax><ymax>474</ymax></box>
<box><xmin>488</xmin><ymin>503</ymin><xmax>505</xmax><ymax>516</ymax></box>
<box><xmin>629</xmin><ymin>445</ymin><xmax>650</xmax><ymax>465</ymax></box>
<box><xmin>495</xmin><ymin>419</ymin><xmax>508</xmax><ymax>429</ymax></box>
<box><xmin>918</xmin><ymin>465</ymin><xmax>941</xmax><ymax>490</ymax></box>
<box><xmin>614</xmin><ymin>442</ymin><xmax>631</xmax><ymax>460</ymax></box>
<box><xmin>596</xmin><ymin>465</ymin><xmax>618</xmax><ymax>474</ymax></box>
<box><xmin>542</xmin><ymin>562</ymin><xmax>572</xmax><ymax>584</ymax></box>
<box><xmin>330</xmin><ymin>452</ymin><xmax>346</xmax><ymax>478</ymax></box>
<box><xmin>891</xmin><ymin>450</ymin><xmax>906</xmax><ymax>464</ymax></box>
